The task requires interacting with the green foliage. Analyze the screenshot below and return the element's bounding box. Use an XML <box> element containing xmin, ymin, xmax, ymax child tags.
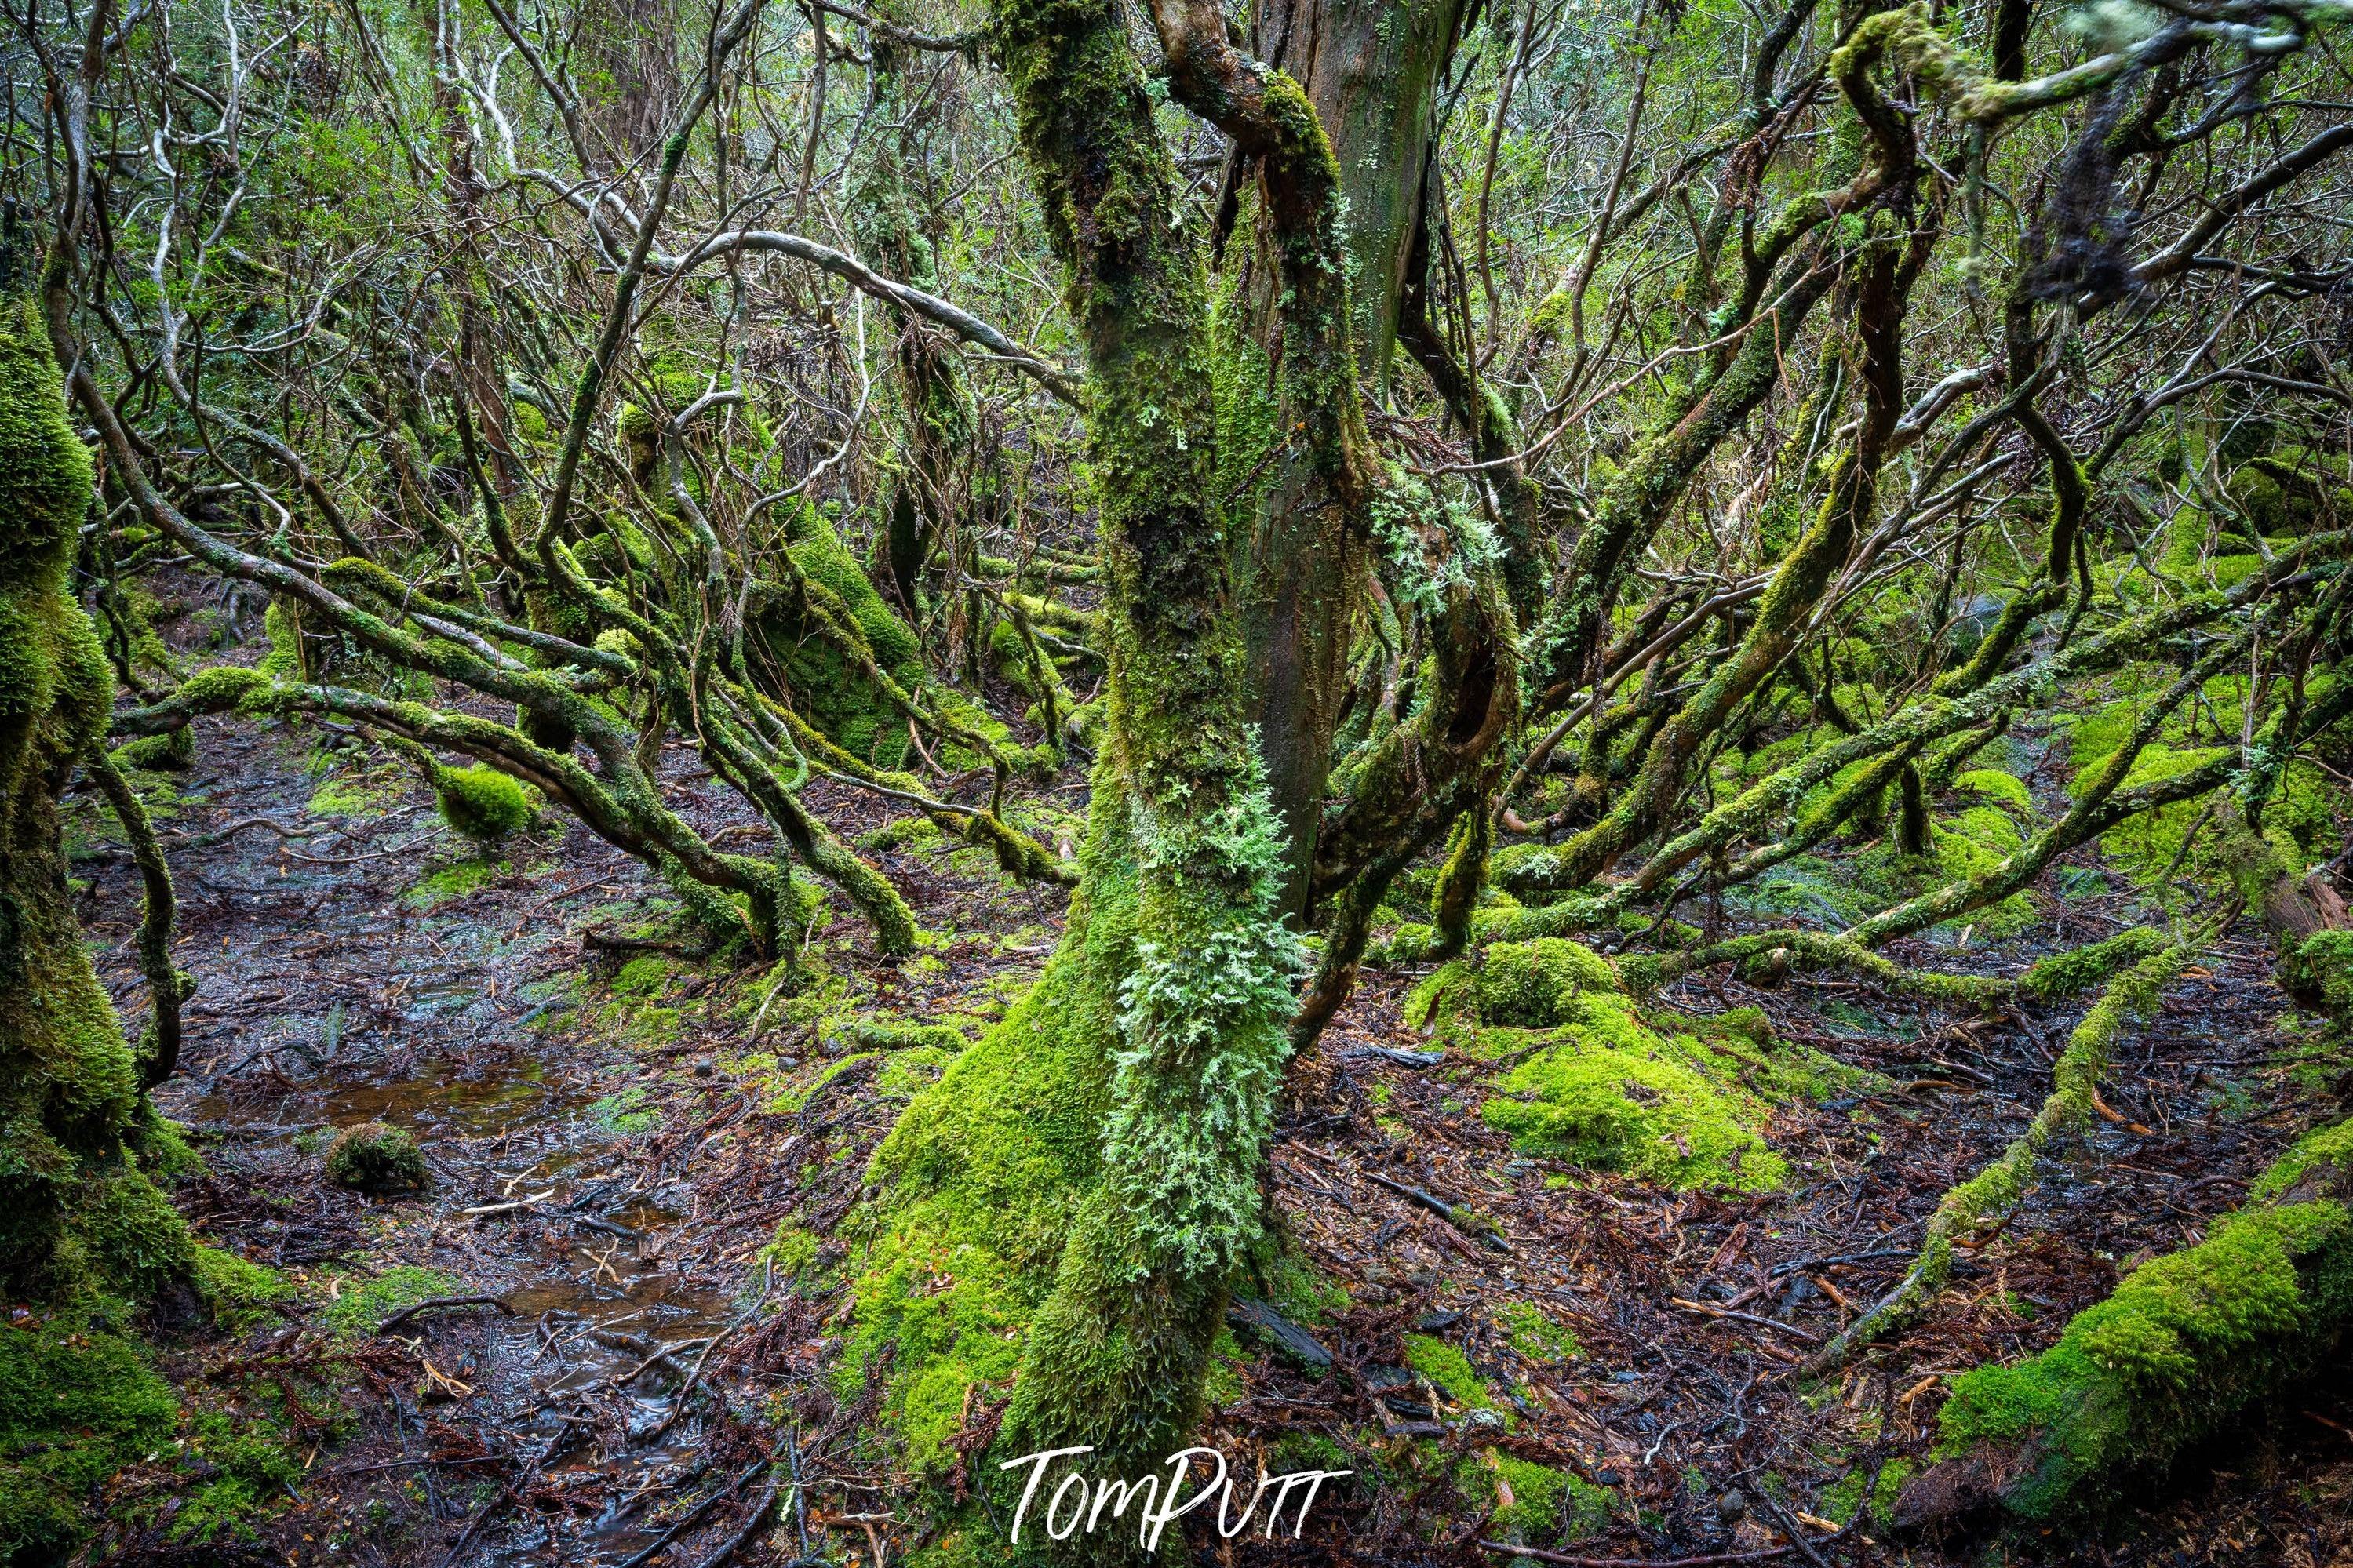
<box><xmin>322</xmin><ymin>1122</ymin><xmax>427</xmax><ymax>1194</ymax></box>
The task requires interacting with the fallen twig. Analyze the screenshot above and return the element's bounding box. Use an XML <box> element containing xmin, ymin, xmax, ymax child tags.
<box><xmin>1668</xmin><ymin>1297</ymin><xmax>1826</xmax><ymax>1346</ymax></box>
<box><xmin>376</xmin><ymin>1295</ymin><xmax>515</xmax><ymax>1334</ymax></box>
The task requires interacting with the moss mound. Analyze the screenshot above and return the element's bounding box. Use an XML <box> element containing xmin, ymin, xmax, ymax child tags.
<box><xmin>1413</xmin><ymin>940</ymin><xmax>1857</xmax><ymax>1190</ymax></box>
<box><xmin>432</xmin><ymin>763</ymin><xmax>534</xmax><ymax>842</ymax></box>
<box><xmin>110</xmin><ymin>725</ymin><xmax>193</xmax><ymax>771</ymax></box>
<box><xmin>322</xmin><ymin>1122</ymin><xmax>427</xmax><ymax>1194</ymax></box>
<box><xmin>1474</xmin><ymin>938</ymin><xmax>1619</xmax><ymax>1025</ymax></box>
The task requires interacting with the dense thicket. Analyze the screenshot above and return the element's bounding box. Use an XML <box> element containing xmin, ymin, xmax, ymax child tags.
<box><xmin>7</xmin><ymin>0</ymin><xmax>2353</xmax><ymax>1554</ymax></box>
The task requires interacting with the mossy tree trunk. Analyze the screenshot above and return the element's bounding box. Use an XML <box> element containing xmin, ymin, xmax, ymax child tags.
<box><xmin>1216</xmin><ymin>0</ymin><xmax>1467</xmax><ymax>915</ymax></box>
<box><xmin>849</xmin><ymin>29</ymin><xmax>983</xmax><ymax>620</ymax></box>
<box><xmin>0</xmin><ymin>208</ymin><xmax>191</xmax><ymax>1303</ymax></box>
<box><xmin>851</xmin><ymin>0</ymin><xmax>1303</xmax><ymax>1541</ymax></box>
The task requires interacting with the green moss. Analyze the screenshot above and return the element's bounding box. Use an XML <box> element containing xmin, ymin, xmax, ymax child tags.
<box><xmin>1480</xmin><ymin>1003</ymin><xmax>1794</xmax><ymax>1191</ymax></box>
<box><xmin>432</xmin><ymin>763</ymin><xmax>534</xmax><ymax>842</ymax></box>
<box><xmin>110</xmin><ymin>726</ymin><xmax>193</xmax><ymax>771</ymax></box>
<box><xmin>322</xmin><ymin>1122</ymin><xmax>427</xmax><ymax>1194</ymax></box>
<box><xmin>759</xmin><ymin>502</ymin><xmax>929</xmax><ymax>768</ymax></box>
<box><xmin>841</xmin><ymin>962</ymin><xmax>1104</xmax><ymax>1475</ymax></box>
<box><xmin>1934</xmin><ymin>1131</ymin><xmax>2353</xmax><ymax>1520</ymax></box>
<box><xmin>1458</xmin><ymin>1452</ymin><xmax>1612</xmax><ymax>1539</ymax></box>
<box><xmin>1477</xmin><ymin>938</ymin><xmax>1621</xmax><ymax>1025</ymax></box>
<box><xmin>305</xmin><ymin>766</ymin><xmax>401</xmax><ymax>819</ymax></box>
<box><xmin>585</xmin><ymin>1085</ymin><xmax>660</xmax><ymax>1136</ymax></box>
<box><xmin>0</xmin><ymin>276</ymin><xmax>184</xmax><ymax>1308</ymax></box>
<box><xmin>320</xmin><ymin>1264</ymin><xmax>459</xmax><ymax>1341</ymax></box>
<box><xmin>404</xmin><ymin>857</ymin><xmax>500</xmax><ymax>908</ymax></box>
<box><xmin>0</xmin><ymin>1310</ymin><xmax>179</xmax><ymax>1566</ymax></box>
<box><xmin>257</xmin><ymin>600</ymin><xmax>302</xmax><ymax>678</ymax></box>
<box><xmin>175</xmin><ymin>664</ymin><xmax>271</xmax><ymax>711</ymax></box>
<box><xmin>1404</xmin><ymin>1334</ymin><xmax>1492</xmax><ymax>1408</ymax></box>
<box><xmin>2282</xmin><ymin>929</ymin><xmax>2353</xmax><ymax>1020</ymax></box>
<box><xmin>2020</xmin><ymin>926</ymin><xmax>2175</xmax><ymax>1000</ymax></box>
<box><xmin>1951</xmin><ymin>766</ymin><xmax>2032</xmax><ymax>812</ymax></box>
<box><xmin>171</xmin><ymin>1399</ymin><xmax>320</xmax><ymax>1544</ymax></box>
<box><xmin>763</xmin><ymin>1224</ymin><xmax>821</xmax><ymax>1282</ymax></box>
<box><xmin>861</xmin><ymin>814</ymin><xmax>944</xmax><ymax>853</ymax></box>
<box><xmin>1500</xmin><ymin>1299</ymin><xmax>1579</xmax><ymax>1361</ymax></box>
<box><xmin>191</xmin><ymin>1247</ymin><xmax>294</xmax><ymax>1330</ymax></box>
<box><xmin>612</xmin><ymin>955</ymin><xmax>674</xmax><ymax>997</ymax></box>
<box><xmin>1823</xmin><ymin>1456</ymin><xmax>1913</xmax><ymax>1526</ymax></box>
<box><xmin>66</xmin><ymin>1171</ymin><xmax>198</xmax><ymax>1299</ymax></box>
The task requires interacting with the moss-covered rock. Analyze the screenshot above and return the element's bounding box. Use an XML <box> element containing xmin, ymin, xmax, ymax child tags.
<box><xmin>322</xmin><ymin>1122</ymin><xmax>428</xmax><ymax>1194</ymax></box>
<box><xmin>108</xmin><ymin>724</ymin><xmax>193</xmax><ymax>771</ymax></box>
<box><xmin>1478</xmin><ymin>995</ymin><xmax>1797</xmax><ymax>1190</ymax></box>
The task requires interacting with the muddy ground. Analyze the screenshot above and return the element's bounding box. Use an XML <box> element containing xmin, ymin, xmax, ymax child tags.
<box><xmin>58</xmin><ymin>633</ymin><xmax>2353</xmax><ymax>1568</ymax></box>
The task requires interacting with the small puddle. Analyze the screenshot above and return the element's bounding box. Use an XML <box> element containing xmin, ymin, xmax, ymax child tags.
<box><xmin>165</xmin><ymin>1056</ymin><xmax>744</xmax><ymax>1564</ymax></box>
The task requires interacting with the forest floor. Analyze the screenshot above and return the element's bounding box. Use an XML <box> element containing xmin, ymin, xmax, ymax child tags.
<box><xmin>58</xmin><ymin>596</ymin><xmax>2353</xmax><ymax>1568</ymax></box>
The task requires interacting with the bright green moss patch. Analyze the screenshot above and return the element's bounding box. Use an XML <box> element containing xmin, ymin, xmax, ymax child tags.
<box><xmin>191</xmin><ymin>1247</ymin><xmax>294</xmax><ymax>1330</ymax></box>
<box><xmin>1457</xmin><ymin>1453</ymin><xmax>1614</xmax><ymax>1539</ymax></box>
<box><xmin>612</xmin><ymin>955</ymin><xmax>675</xmax><ymax>997</ymax></box>
<box><xmin>2020</xmin><ymin>926</ymin><xmax>2175</xmax><ymax>1000</ymax></box>
<box><xmin>1404</xmin><ymin>1334</ymin><xmax>1492</xmax><ymax>1408</ymax></box>
<box><xmin>1420</xmin><ymin>943</ymin><xmax>1854</xmax><ymax>1189</ymax></box>
<box><xmin>585</xmin><ymin>1085</ymin><xmax>660</xmax><ymax>1136</ymax></box>
<box><xmin>404</xmin><ymin>857</ymin><xmax>500</xmax><ymax>909</ymax></box>
<box><xmin>841</xmin><ymin>944</ymin><xmax>1111</xmax><ymax>1477</ymax></box>
<box><xmin>0</xmin><ymin>1311</ymin><xmax>179</xmax><ymax>1566</ymax></box>
<box><xmin>1823</xmin><ymin>1456</ymin><xmax>1913</xmax><ymax>1526</ymax></box>
<box><xmin>304</xmin><ymin>766</ymin><xmax>402</xmax><ymax>819</ymax></box>
<box><xmin>1500</xmin><ymin>1299</ymin><xmax>1579</xmax><ymax>1361</ymax></box>
<box><xmin>432</xmin><ymin>764</ymin><xmax>534</xmax><ymax>842</ymax></box>
<box><xmin>321</xmin><ymin>1265</ymin><xmax>461</xmax><ymax>1341</ymax></box>
<box><xmin>2283</xmin><ymin>929</ymin><xmax>2353</xmax><ymax>1020</ymax></box>
<box><xmin>67</xmin><ymin>1171</ymin><xmax>197</xmax><ymax>1300</ymax></box>
<box><xmin>1477</xmin><ymin>938</ymin><xmax>1620</xmax><ymax>1026</ymax></box>
<box><xmin>1480</xmin><ymin>1008</ymin><xmax>1794</xmax><ymax>1190</ymax></box>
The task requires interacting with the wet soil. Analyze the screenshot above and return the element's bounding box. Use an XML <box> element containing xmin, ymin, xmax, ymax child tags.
<box><xmin>68</xmin><ymin>689</ymin><xmax>2353</xmax><ymax>1568</ymax></box>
